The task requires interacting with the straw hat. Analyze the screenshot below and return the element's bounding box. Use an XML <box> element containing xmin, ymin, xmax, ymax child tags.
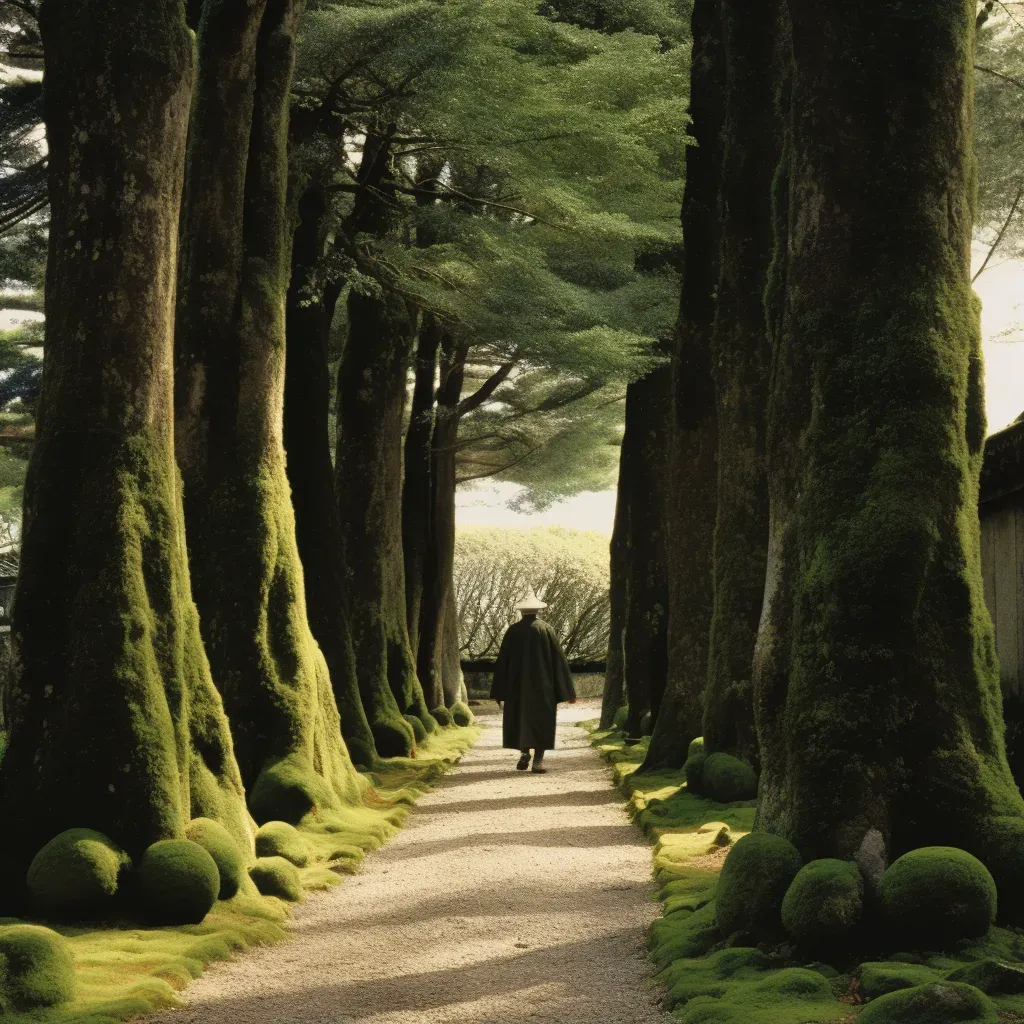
<box><xmin>515</xmin><ymin>588</ymin><xmax>548</xmax><ymax>612</ymax></box>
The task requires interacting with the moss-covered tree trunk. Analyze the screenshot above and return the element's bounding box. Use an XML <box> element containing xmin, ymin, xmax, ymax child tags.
<box><xmin>0</xmin><ymin>0</ymin><xmax>252</xmax><ymax>889</ymax></box>
<box><xmin>176</xmin><ymin>0</ymin><xmax>369</xmax><ymax>822</ymax></box>
<box><xmin>640</xmin><ymin>0</ymin><xmax>723</xmax><ymax>771</ymax></box>
<box><xmin>754</xmin><ymin>0</ymin><xmax>1024</xmax><ymax>876</ymax></box>
<box><xmin>336</xmin><ymin>289</ymin><xmax>436</xmax><ymax>744</ymax></box>
<box><xmin>700</xmin><ymin>0</ymin><xmax>780</xmax><ymax>770</ymax></box>
<box><xmin>283</xmin><ymin>183</ymin><xmax>375</xmax><ymax>767</ymax></box>
<box><xmin>601</xmin><ymin>454</ymin><xmax>628</xmax><ymax>729</ymax></box>
<box><xmin>621</xmin><ymin>369</ymin><xmax>671</xmax><ymax>740</ymax></box>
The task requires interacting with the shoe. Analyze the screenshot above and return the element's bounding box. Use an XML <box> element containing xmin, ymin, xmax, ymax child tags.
<box><xmin>516</xmin><ymin>754</ymin><xmax>530</xmax><ymax>771</ymax></box>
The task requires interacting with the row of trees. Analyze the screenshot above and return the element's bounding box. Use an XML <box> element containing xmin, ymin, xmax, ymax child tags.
<box><xmin>604</xmin><ymin>0</ymin><xmax>1024</xmax><ymax>895</ymax></box>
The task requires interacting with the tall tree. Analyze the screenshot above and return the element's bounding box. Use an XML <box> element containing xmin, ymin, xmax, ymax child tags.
<box><xmin>600</xmin><ymin>465</ymin><xmax>628</xmax><ymax>728</ymax></box>
<box><xmin>0</xmin><ymin>0</ymin><xmax>251</xmax><ymax>898</ymax></box>
<box><xmin>753</xmin><ymin>0</ymin><xmax>1024</xmax><ymax>893</ymax></box>
<box><xmin>176</xmin><ymin>0</ymin><xmax>369</xmax><ymax>822</ymax></box>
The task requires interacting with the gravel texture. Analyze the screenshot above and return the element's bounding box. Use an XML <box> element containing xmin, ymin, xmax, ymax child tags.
<box><xmin>156</xmin><ymin>701</ymin><xmax>673</xmax><ymax>1024</ymax></box>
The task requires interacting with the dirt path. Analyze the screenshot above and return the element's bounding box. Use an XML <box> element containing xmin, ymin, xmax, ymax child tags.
<box><xmin>157</xmin><ymin>702</ymin><xmax>673</xmax><ymax>1024</ymax></box>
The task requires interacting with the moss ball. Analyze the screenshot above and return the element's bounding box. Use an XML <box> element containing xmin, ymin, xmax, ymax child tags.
<box><xmin>701</xmin><ymin>752</ymin><xmax>758</xmax><ymax>803</ymax></box>
<box><xmin>249</xmin><ymin>754</ymin><xmax>335</xmax><ymax>825</ymax></box>
<box><xmin>26</xmin><ymin>828</ymin><xmax>129</xmax><ymax>918</ymax></box>
<box><xmin>184</xmin><ymin>818</ymin><xmax>245</xmax><ymax>899</ymax></box>
<box><xmin>716</xmin><ymin>832</ymin><xmax>802</xmax><ymax>938</ymax></box>
<box><xmin>857</xmin><ymin>982</ymin><xmax>997</xmax><ymax>1024</ymax></box>
<box><xmin>254</xmin><ymin>821</ymin><xmax>310</xmax><ymax>868</ymax></box>
<box><xmin>249</xmin><ymin>856</ymin><xmax>303</xmax><ymax>902</ymax></box>
<box><xmin>371</xmin><ymin>718</ymin><xmax>416</xmax><ymax>758</ymax></box>
<box><xmin>450</xmin><ymin>702</ymin><xmax>473</xmax><ymax>727</ymax></box>
<box><xmin>430</xmin><ymin>706</ymin><xmax>454</xmax><ymax>727</ymax></box>
<box><xmin>0</xmin><ymin>925</ymin><xmax>76</xmax><ymax>1012</ymax></box>
<box><xmin>136</xmin><ymin>839</ymin><xmax>220</xmax><ymax>925</ymax></box>
<box><xmin>781</xmin><ymin>858</ymin><xmax>864</xmax><ymax>945</ymax></box>
<box><xmin>403</xmin><ymin>713</ymin><xmax>427</xmax><ymax>743</ymax></box>
<box><xmin>879</xmin><ymin>847</ymin><xmax>996</xmax><ymax>947</ymax></box>
<box><xmin>613</xmin><ymin>706</ymin><xmax>629</xmax><ymax>730</ymax></box>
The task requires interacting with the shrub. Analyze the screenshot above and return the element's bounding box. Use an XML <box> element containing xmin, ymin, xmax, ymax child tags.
<box><xmin>781</xmin><ymin>858</ymin><xmax>863</xmax><ymax>945</ymax></box>
<box><xmin>702</xmin><ymin>753</ymin><xmax>758</xmax><ymax>803</ymax></box>
<box><xmin>254</xmin><ymin>821</ymin><xmax>310</xmax><ymax>868</ymax></box>
<box><xmin>878</xmin><ymin>847</ymin><xmax>996</xmax><ymax>947</ymax></box>
<box><xmin>136</xmin><ymin>839</ymin><xmax>220</xmax><ymax>925</ymax></box>
<box><xmin>857</xmin><ymin>982</ymin><xmax>997</xmax><ymax>1024</ymax></box>
<box><xmin>249</xmin><ymin>856</ymin><xmax>303</xmax><ymax>902</ymax></box>
<box><xmin>430</xmin><ymin>706</ymin><xmax>454</xmax><ymax>728</ymax></box>
<box><xmin>403</xmin><ymin>713</ymin><xmax>427</xmax><ymax>743</ymax></box>
<box><xmin>26</xmin><ymin>828</ymin><xmax>129</xmax><ymax>918</ymax></box>
<box><xmin>450</xmin><ymin>701</ymin><xmax>473</xmax><ymax>726</ymax></box>
<box><xmin>185</xmin><ymin>818</ymin><xmax>245</xmax><ymax>899</ymax></box>
<box><xmin>716</xmin><ymin>832</ymin><xmax>802</xmax><ymax>938</ymax></box>
<box><xmin>0</xmin><ymin>924</ymin><xmax>76</xmax><ymax>1012</ymax></box>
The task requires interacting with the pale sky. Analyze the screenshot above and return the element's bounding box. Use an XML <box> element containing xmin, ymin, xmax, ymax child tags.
<box><xmin>458</xmin><ymin>255</ymin><xmax>1024</xmax><ymax>537</ymax></box>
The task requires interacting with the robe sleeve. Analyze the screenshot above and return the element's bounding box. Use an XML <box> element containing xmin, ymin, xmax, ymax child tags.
<box><xmin>549</xmin><ymin>628</ymin><xmax>576</xmax><ymax>703</ymax></box>
<box><xmin>490</xmin><ymin>628</ymin><xmax>512</xmax><ymax>701</ymax></box>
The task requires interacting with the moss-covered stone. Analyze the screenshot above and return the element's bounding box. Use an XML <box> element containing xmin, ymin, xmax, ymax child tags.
<box><xmin>185</xmin><ymin>818</ymin><xmax>246</xmax><ymax>899</ymax></box>
<box><xmin>0</xmin><ymin>924</ymin><xmax>76</xmax><ymax>1012</ymax></box>
<box><xmin>716</xmin><ymin>832</ymin><xmax>801</xmax><ymax>937</ymax></box>
<box><xmin>26</xmin><ymin>828</ymin><xmax>130</xmax><ymax>918</ymax></box>
<box><xmin>136</xmin><ymin>839</ymin><xmax>220</xmax><ymax>925</ymax></box>
<box><xmin>449</xmin><ymin>701</ymin><xmax>473</xmax><ymax>727</ymax></box>
<box><xmin>858</xmin><ymin>962</ymin><xmax>943</xmax><ymax>1000</ymax></box>
<box><xmin>879</xmin><ymin>847</ymin><xmax>996</xmax><ymax>947</ymax></box>
<box><xmin>249</xmin><ymin>754</ymin><xmax>335</xmax><ymax>826</ymax></box>
<box><xmin>249</xmin><ymin>856</ymin><xmax>303</xmax><ymax>902</ymax></box>
<box><xmin>857</xmin><ymin>982</ymin><xmax>997</xmax><ymax>1024</ymax></box>
<box><xmin>946</xmin><ymin>960</ymin><xmax>1024</xmax><ymax>995</ymax></box>
<box><xmin>403</xmin><ymin>713</ymin><xmax>427</xmax><ymax>743</ymax></box>
<box><xmin>702</xmin><ymin>752</ymin><xmax>758</xmax><ymax>803</ymax></box>
<box><xmin>254</xmin><ymin>821</ymin><xmax>310</xmax><ymax>868</ymax></box>
<box><xmin>430</xmin><ymin>706</ymin><xmax>454</xmax><ymax>728</ymax></box>
<box><xmin>684</xmin><ymin>737</ymin><xmax>707</xmax><ymax>792</ymax></box>
<box><xmin>781</xmin><ymin>858</ymin><xmax>863</xmax><ymax>945</ymax></box>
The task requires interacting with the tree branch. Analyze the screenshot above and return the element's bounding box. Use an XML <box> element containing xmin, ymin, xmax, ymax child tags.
<box><xmin>974</xmin><ymin>63</ymin><xmax>1024</xmax><ymax>92</ymax></box>
<box><xmin>973</xmin><ymin>182</ymin><xmax>1024</xmax><ymax>282</ymax></box>
<box><xmin>457</xmin><ymin>359</ymin><xmax>518</xmax><ymax>417</ymax></box>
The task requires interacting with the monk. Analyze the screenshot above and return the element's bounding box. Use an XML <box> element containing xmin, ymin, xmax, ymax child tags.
<box><xmin>491</xmin><ymin>589</ymin><xmax>576</xmax><ymax>774</ymax></box>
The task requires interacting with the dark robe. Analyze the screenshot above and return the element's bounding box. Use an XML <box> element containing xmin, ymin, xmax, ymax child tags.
<box><xmin>490</xmin><ymin>615</ymin><xmax>576</xmax><ymax>750</ymax></box>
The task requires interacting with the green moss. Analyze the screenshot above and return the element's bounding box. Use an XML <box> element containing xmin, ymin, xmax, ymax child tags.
<box><xmin>649</xmin><ymin>899</ymin><xmax>722</xmax><ymax>969</ymax></box>
<box><xmin>701</xmin><ymin>753</ymin><xmax>757</xmax><ymax>803</ymax></box>
<box><xmin>430</xmin><ymin>706</ymin><xmax>454</xmax><ymax>727</ymax></box>
<box><xmin>685</xmin><ymin>751</ymin><xmax>706</xmax><ymax>793</ymax></box>
<box><xmin>0</xmin><ymin>925</ymin><xmax>76</xmax><ymax>1012</ymax></box>
<box><xmin>184</xmin><ymin>819</ymin><xmax>246</xmax><ymax>899</ymax></box>
<box><xmin>254</xmin><ymin>821</ymin><xmax>309</xmax><ymax>868</ymax></box>
<box><xmin>781</xmin><ymin>858</ymin><xmax>863</xmax><ymax>945</ymax></box>
<box><xmin>135</xmin><ymin>840</ymin><xmax>219</xmax><ymax>926</ymax></box>
<box><xmin>945</xmin><ymin>959</ymin><xmax>1024</xmax><ymax>994</ymax></box>
<box><xmin>248</xmin><ymin>857</ymin><xmax>303</xmax><ymax>902</ymax></box>
<box><xmin>449</xmin><ymin>701</ymin><xmax>473</xmax><ymax>727</ymax></box>
<box><xmin>613</xmin><ymin>706</ymin><xmax>629</xmax><ymax>730</ymax></box>
<box><xmin>403</xmin><ymin>713</ymin><xmax>427</xmax><ymax>743</ymax></box>
<box><xmin>26</xmin><ymin>830</ymin><xmax>130</xmax><ymax>919</ymax></box>
<box><xmin>249</xmin><ymin>754</ymin><xmax>337</xmax><ymax>826</ymax></box>
<box><xmin>716</xmin><ymin>832</ymin><xmax>801</xmax><ymax>938</ymax></box>
<box><xmin>857</xmin><ymin>982</ymin><xmax>997</xmax><ymax>1024</ymax></box>
<box><xmin>879</xmin><ymin>848</ymin><xmax>996</xmax><ymax>947</ymax></box>
<box><xmin>858</xmin><ymin>962</ymin><xmax>944</xmax><ymax>999</ymax></box>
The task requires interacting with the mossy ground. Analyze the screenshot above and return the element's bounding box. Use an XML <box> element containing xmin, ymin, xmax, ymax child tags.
<box><xmin>0</xmin><ymin>725</ymin><xmax>478</xmax><ymax>1024</ymax></box>
<box><xmin>584</xmin><ymin>720</ymin><xmax>1024</xmax><ymax>1024</ymax></box>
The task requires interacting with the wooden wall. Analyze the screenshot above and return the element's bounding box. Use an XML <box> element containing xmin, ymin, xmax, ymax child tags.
<box><xmin>982</xmin><ymin>500</ymin><xmax>1024</xmax><ymax>697</ymax></box>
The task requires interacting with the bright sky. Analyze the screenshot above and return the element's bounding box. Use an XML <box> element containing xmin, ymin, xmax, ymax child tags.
<box><xmin>458</xmin><ymin>255</ymin><xmax>1024</xmax><ymax>538</ymax></box>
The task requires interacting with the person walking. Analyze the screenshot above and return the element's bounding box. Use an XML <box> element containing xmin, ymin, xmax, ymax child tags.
<box><xmin>491</xmin><ymin>589</ymin><xmax>576</xmax><ymax>773</ymax></box>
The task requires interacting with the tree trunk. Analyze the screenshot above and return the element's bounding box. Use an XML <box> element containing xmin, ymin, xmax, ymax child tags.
<box><xmin>641</xmin><ymin>0</ymin><xmax>723</xmax><ymax>771</ymax></box>
<box><xmin>0</xmin><ymin>0</ymin><xmax>251</xmax><ymax>893</ymax></box>
<box><xmin>621</xmin><ymin>369</ymin><xmax>671</xmax><ymax>741</ymax></box>
<box><xmin>441</xmin><ymin>584</ymin><xmax>467</xmax><ymax>706</ymax></box>
<box><xmin>176</xmin><ymin>0</ymin><xmax>369</xmax><ymax>823</ymax></box>
<box><xmin>754</xmin><ymin>0</ymin><xmax>1024</xmax><ymax>880</ymax></box>
<box><xmin>403</xmin><ymin>318</ymin><xmax>441</xmax><ymax>659</ymax></box>
<box><xmin>283</xmin><ymin>182</ymin><xmax>375</xmax><ymax>767</ymax></box>
<box><xmin>336</xmin><ymin>289</ymin><xmax>436</xmax><ymax>742</ymax></box>
<box><xmin>700</xmin><ymin>0</ymin><xmax>780</xmax><ymax>770</ymax></box>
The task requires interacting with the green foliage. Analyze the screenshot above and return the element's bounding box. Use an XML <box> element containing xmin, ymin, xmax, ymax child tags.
<box><xmin>135</xmin><ymin>840</ymin><xmax>220</xmax><ymax>926</ymax></box>
<box><xmin>879</xmin><ymin>848</ymin><xmax>997</xmax><ymax>948</ymax></box>
<box><xmin>781</xmin><ymin>858</ymin><xmax>863</xmax><ymax>946</ymax></box>
<box><xmin>26</xmin><ymin>830</ymin><xmax>129</xmax><ymax>918</ymax></box>
<box><xmin>857</xmin><ymin>982</ymin><xmax>997</xmax><ymax>1024</ymax></box>
<box><xmin>184</xmin><ymin>819</ymin><xmax>245</xmax><ymax>900</ymax></box>
<box><xmin>715</xmin><ymin>832</ymin><xmax>802</xmax><ymax>938</ymax></box>
<box><xmin>0</xmin><ymin>925</ymin><xmax>75</xmax><ymax>1012</ymax></box>
<box><xmin>248</xmin><ymin>857</ymin><xmax>303</xmax><ymax>903</ymax></box>
<box><xmin>700</xmin><ymin>753</ymin><xmax>757</xmax><ymax>803</ymax></box>
<box><xmin>254</xmin><ymin>822</ymin><xmax>310</xmax><ymax>868</ymax></box>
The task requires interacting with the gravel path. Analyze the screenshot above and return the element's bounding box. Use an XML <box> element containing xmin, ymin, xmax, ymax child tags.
<box><xmin>157</xmin><ymin>701</ymin><xmax>673</xmax><ymax>1024</ymax></box>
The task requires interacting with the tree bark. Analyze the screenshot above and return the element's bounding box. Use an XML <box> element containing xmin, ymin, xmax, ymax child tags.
<box><xmin>176</xmin><ymin>0</ymin><xmax>369</xmax><ymax>823</ymax></box>
<box><xmin>700</xmin><ymin>0</ymin><xmax>780</xmax><ymax>770</ymax></box>
<box><xmin>600</xmin><ymin>465</ymin><xmax>628</xmax><ymax>729</ymax></box>
<box><xmin>283</xmin><ymin>182</ymin><xmax>375</xmax><ymax>767</ymax></box>
<box><xmin>441</xmin><ymin>583</ymin><xmax>467</xmax><ymax>706</ymax></box>
<box><xmin>641</xmin><ymin>0</ymin><xmax>723</xmax><ymax>771</ymax></box>
<box><xmin>754</xmin><ymin>0</ymin><xmax>1024</xmax><ymax>880</ymax></box>
<box><xmin>0</xmin><ymin>0</ymin><xmax>251</xmax><ymax>893</ymax></box>
<box><xmin>336</xmin><ymin>289</ymin><xmax>436</xmax><ymax>742</ymax></box>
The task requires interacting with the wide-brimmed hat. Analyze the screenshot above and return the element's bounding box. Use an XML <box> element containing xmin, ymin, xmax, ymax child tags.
<box><xmin>515</xmin><ymin>588</ymin><xmax>547</xmax><ymax>611</ymax></box>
